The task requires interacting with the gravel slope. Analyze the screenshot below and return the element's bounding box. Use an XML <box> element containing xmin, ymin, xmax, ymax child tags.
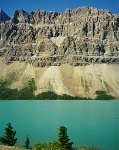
<box><xmin>0</xmin><ymin>58</ymin><xmax>119</xmax><ymax>99</ymax></box>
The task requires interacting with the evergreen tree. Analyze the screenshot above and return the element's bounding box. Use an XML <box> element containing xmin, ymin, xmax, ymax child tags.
<box><xmin>57</xmin><ymin>126</ymin><xmax>73</xmax><ymax>150</ymax></box>
<box><xmin>25</xmin><ymin>135</ymin><xmax>30</xmax><ymax>149</ymax></box>
<box><xmin>0</xmin><ymin>123</ymin><xmax>17</xmax><ymax>146</ymax></box>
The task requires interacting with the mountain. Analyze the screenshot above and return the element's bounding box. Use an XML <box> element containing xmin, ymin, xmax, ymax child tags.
<box><xmin>0</xmin><ymin>7</ymin><xmax>119</xmax><ymax>99</ymax></box>
<box><xmin>0</xmin><ymin>9</ymin><xmax>10</xmax><ymax>23</ymax></box>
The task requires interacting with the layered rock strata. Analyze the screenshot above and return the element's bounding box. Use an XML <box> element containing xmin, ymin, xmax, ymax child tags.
<box><xmin>0</xmin><ymin>7</ymin><xmax>119</xmax><ymax>66</ymax></box>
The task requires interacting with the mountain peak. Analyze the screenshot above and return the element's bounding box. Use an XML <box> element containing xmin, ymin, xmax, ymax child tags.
<box><xmin>0</xmin><ymin>9</ymin><xmax>10</xmax><ymax>23</ymax></box>
<box><xmin>0</xmin><ymin>9</ymin><xmax>2</xmax><ymax>13</ymax></box>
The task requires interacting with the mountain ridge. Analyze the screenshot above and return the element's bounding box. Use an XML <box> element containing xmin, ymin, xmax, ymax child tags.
<box><xmin>0</xmin><ymin>6</ymin><xmax>119</xmax><ymax>67</ymax></box>
<box><xmin>0</xmin><ymin>7</ymin><xmax>119</xmax><ymax>99</ymax></box>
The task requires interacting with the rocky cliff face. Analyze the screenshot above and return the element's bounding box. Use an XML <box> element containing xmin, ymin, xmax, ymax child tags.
<box><xmin>0</xmin><ymin>7</ymin><xmax>119</xmax><ymax>99</ymax></box>
<box><xmin>0</xmin><ymin>7</ymin><xmax>119</xmax><ymax>66</ymax></box>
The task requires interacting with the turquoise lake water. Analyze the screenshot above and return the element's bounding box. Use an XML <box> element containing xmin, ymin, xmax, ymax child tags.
<box><xmin>0</xmin><ymin>100</ymin><xmax>118</xmax><ymax>150</ymax></box>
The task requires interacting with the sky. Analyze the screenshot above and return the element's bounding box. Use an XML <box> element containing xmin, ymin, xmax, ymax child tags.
<box><xmin>0</xmin><ymin>0</ymin><xmax>119</xmax><ymax>17</ymax></box>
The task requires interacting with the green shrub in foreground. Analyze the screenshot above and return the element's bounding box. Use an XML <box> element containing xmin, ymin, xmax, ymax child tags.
<box><xmin>34</xmin><ymin>125</ymin><xmax>74</xmax><ymax>150</ymax></box>
<box><xmin>34</xmin><ymin>142</ymin><xmax>66</xmax><ymax>150</ymax></box>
